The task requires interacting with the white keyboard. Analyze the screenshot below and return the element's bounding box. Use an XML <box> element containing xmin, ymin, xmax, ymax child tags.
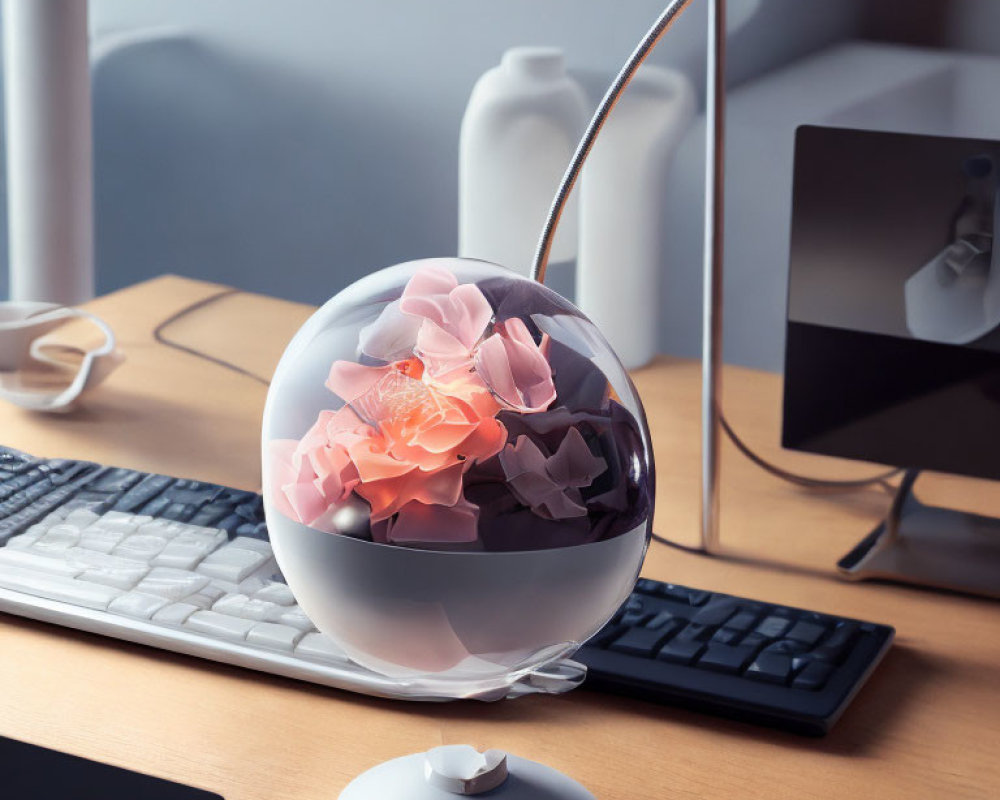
<box><xmin>0</xmin><ymin>448</ymin><xmax>583</xmax><ymax>701</ymax></box>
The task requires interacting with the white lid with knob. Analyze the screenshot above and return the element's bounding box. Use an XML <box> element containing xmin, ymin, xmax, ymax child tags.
<box><xmin>339</xmin><ymin>745</ymin><xmax>596</xmax><ymax>799</ymax></box>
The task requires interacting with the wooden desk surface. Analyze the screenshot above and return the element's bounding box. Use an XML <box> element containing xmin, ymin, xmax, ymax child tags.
<box><xmin>1</xmin><ymin>276</ymin><xmax>997</xmax><ymax>799</ymax></box>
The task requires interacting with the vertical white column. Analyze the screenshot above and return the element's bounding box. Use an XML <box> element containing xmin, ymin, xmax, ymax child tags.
<box><xmin>4</xmin><ymin>0</ymin><xmax>93</xmax><ymax>304</ymax></box>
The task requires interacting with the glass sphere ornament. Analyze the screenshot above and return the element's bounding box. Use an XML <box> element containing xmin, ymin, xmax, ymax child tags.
<box><xmin>262</xmin><ymin>258</ymin><xmax>653</xmax><ymax>698</ymax></box>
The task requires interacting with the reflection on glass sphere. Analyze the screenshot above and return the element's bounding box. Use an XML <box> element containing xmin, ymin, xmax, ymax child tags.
<box><xmin>262</xmin><ymin>258</ymin><xmax>653</xmax><ymax>696</ymax></box>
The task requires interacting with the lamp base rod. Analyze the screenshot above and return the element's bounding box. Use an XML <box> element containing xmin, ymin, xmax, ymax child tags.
<box><xmin>701</xmin><ymin>0</ymin><xmax>726</xmax><ymax>553</ymax></box>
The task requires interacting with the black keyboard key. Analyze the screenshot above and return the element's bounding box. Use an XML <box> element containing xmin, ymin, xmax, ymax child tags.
<box><xmin>49</xmin><ymin>461</ymin><xmax>96</xmax><ymax>485</ymax></box>
<box><xmin>139</xmin><ymin>495</ymin><xmax>172</xmax><ymax>518</ymax></box>
<box><xmin>692</xmin><ymin>598</ymin><xmax>738</xmax><ymax>627</ymax></box>
<box><xmin>811</xmin><ymin>622</ymin><xmax>860</xmax><ymax>664</ymax></box>
<box><xmin>746</xmin><ymin>652</ymin><xmax>794</xmax><ymax>685</ymax></box>
<box><xmin>659</xmin><ymin>583</ymin><xmax>698</xmax><ymax>604</ymax></box>
<box><xmin>726</xmin><ymin>611</ymin><xmax>759</xmax><ymax>632</ymax></box>
<box><xmin>697</xmin><ymin>643</ymin><xmax>756</xmax><ymax>674</ymax></box>
<box><xmin>686</xmin><ymin>591</ymin><xmax>712</xmax><ymax>606</ymax></box>
<box><xmin>113</xmin><ymin>474</ymin><xmax>173</xmax><ymax>512</ymax></box>
<box><xmin>643</xmin><ymin>612</ymin><xmax>681</xmax><ymax>631</ymax></box>
<box><xmin>763</xmin><ymin>638</ymin><xmax>811</xmax><ymax>655</ymax></box>
<box><xmin>83</xmin><ymin>468</ymin><xmax>143</xmax><ymax>495</ymax></box>
<box><xmin>634</xmin><ymin>578</ymin><xmax>660</xmax><ymax>595</ymax></box>
<box><xmin>609</xmin><ymin>628</ymin><xmax>671</xmax><ymax>658</ymax></box>
<box><xmin>711</xmin><ymin>628</ymin><xmax>741</xmax><ymax>645</ymax></box>
<box><xmin>656</xmin><ymin>639</ymin><xmax>705</xmax><ymax>665</ymax></box>
<box><xmin>786</xmin><ymin>621</ymin><xmax>826</xmax><ymax>646</ymax></box>
<box><xmin>160</xmin><ymin>502</ymin><xmax>197</xmax><ymax>522</ymax></box>
<box><xmin>792</xmin><ymin>661</ymin><xmax>835</xmax><ymax>691</ymax></box>
<box><xmin>674</xmin><ymin>623</ymin><xmax>711</xmax><ymax>643</ymax></box>
<box><xmin>755</xmin><ymin>615</ymin><xmax>790</xmax><ymax>639</ymax></box>
<box><xmin>740</xmin><ymin>632</ymin><xmax>768</xmax><ymax>651</ymax></box>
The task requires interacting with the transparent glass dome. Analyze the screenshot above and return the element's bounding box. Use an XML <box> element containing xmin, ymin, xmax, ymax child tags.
<box><xmin>261</xmin><ymin>258</ymin><xmax>653</xmax><ymax>697</ymax></box>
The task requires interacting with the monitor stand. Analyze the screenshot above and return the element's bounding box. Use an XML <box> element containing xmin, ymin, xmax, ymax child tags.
<box><xmin>838</xmin><ymin>470</ymin><xmax>1000</xmax><ymax>598</ymax></box>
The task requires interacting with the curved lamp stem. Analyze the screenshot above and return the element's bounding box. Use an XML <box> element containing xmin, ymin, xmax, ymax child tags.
<box><xmin>529</xmin><ymin>0</ymin><xmax>697</xmax><ymax>284</ymax></box>
<box><xmin>531</xmin><ymin>0</ymin><xmax>727</xmax><ymax>555</ymax></box>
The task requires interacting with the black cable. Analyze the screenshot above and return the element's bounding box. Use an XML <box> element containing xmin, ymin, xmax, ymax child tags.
<box><xmin>720</xmin><ymin>413</ymin><xmax>901</xmax><ymax>493</ymax></box>
<box><xmin>152</xmin><ymin>289</ymin><xmax>272</xmax><ymax>387</ymax></box>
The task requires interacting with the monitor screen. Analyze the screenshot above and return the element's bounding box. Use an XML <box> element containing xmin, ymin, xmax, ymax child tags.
<box><xmin>782</xmin><ymin>125</ymin><xmax>1000</xmax><ymax>481</ymax></box>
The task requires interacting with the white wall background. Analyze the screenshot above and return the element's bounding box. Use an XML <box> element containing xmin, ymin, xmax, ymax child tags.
<box><xmin>2</xmin><ymin>0</ymin><xmax>995</xmax><ymax>369</ymax></box>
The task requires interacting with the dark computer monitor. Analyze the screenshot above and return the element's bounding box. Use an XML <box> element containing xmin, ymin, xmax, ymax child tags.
<box><xmin>781</xmin><ymin>125</ymin><xmax>1000</xmax><ymax>597</ymax></box>
<box><xmin>783</xmin><ymin>125</ymin><xmax>1000</xmax><ymax>482</ymax></box>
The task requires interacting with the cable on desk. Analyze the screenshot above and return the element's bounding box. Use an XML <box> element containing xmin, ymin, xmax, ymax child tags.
<box><xmin>152</xmin><ymin>289</ymin><xmax>272</xmax><ymax>387</ymax></box>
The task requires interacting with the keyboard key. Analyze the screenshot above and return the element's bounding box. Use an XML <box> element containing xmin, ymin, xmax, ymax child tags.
<box><xmin>152</xmin><ymin>532</ymin><xmax>224</xmax><ymax>570</ymax></box>
<box><xmin>763</xmin><ymin>638</ymin><xmax>810</xmax><ymax>655</ymax></box>
<box><xmin>746</xmin><ymin>652</ymin><xmax>794</xmax><ymax>685</ymax></box>
<box><xmin>229</xmin><ymin>536</ymin><xmax>273</xmax><ymax>556</ymax></box>
<box><xmin>643</xmin><ymin>612</ymin><xmax>682</xmax><ymax>631</ymax></box>
<box><xmin>254</xmin><ymin>581</ymin><xmax>296</xmax><ymax>606</ymax></box>
<box><xmin>279</xmin><ymin>606</ymin><xmax>315</xmax><ymax>633</ymax></box>
<box><xmin>656</xmin><ymin>639</ymin><xmax>705</xmax><ymax>665</ymax></box>
<box><xmin>196</xmin><ymin>544</ymin><xmax>269</xmax><ymax>583</ymax></box>
<box><xmin>755</xmin><ymin>615</ymin><xmax>791</xmax><ymax>639</ymax></box>
<box><xmin>792</xmin><ymin>661</ymin><xmax>835</xmax><ymax>691</ymax></box>
<box><xmin>134</xmin><ymin>567</ymin><xmax>210</xmax><ymax>601</ymax></box>
<box><xmin>692</xmin><ymin>598</ymin><xmax>738</xmax><ymax>627</ymax></box>
<box><xmin>64</xmin><ymin>509</ymin><xmax>100</xmax><ymax>528</ymax></box>
<box><xmin>185</xmin><ymin>610</ymin><xmax>255</xmax><ymax>641</ymax></box>
<box><xmin>0</xmin><ymin>564</ymin><xmax>123</xmax><ymax>610</ymax></box>
<box><xmin>78</xmin><ymin>526</ymin><xmax>128</xmax><ymax>554</ymax></box>
<box><xmin>212</xmin><ymin>593</ymin><xmax>283</xmax><ymax>622</ymax></box>
<box><xmin>34</xmin><ymin>524</ymin><xmax>82</xmax><ymax>553</ymax></box>
<box><xmin>710</xmin><ymin>628</ymin><xmax>741</xmax><ymax>645</ymax></box>
<box><xmin>811</xmin><ymin>622</ymin><xmax>860</xmax><ymax>664</ymax></box>
<box><xmin>152</xmin><ymin>602</ymin><xmax>199</xmax><ymax>626</ymax></box>
<box><xmin>114</xmin><ymin>533</ymin><xmax>169</xmax><ymax>562</ymax></box>
<box><xmin>0</xmin><ymin>548</ymin><xmax>83</xmax><ymax>577</ymax></box>
<box><xmin>295</xmin><ymin>633</ymin><xmax>349</xmax><ymax>664</ymax></box>
<box><xmin>697</xmin><ymin>643</ymin><xmax>756</xmax><ymax>674</ymax></box>
<box><xmin>674</xmin><ymin>623</ymin><xmax>711</xmax><ymax>642</ymax></box>
<box><xmin>187</xmin><ymin>584</ymin><xmax>227</xmax><ymax>609</ymax></box>
<box><xmin>108</xmin><ymin>591</ymin><xmax>169</xmax><ymax>620</ymax></box>
<box><xmin>609</xmin><ymin>627</ymin><xmax>672</xmax><ymax>657</ymax></box>
<box><xmin>247</xmin><ymin>622</ymin><xmax>304</xmax><ymax>652</ymax></box>
<box><xmin>114</xmin><ymin>475</ymin><xmax>173</xmax><ymax>512</ymax></box>
<box><xmin>786</xmin><ymin>621</ymin><xmax>826</xmax><ymax>646</ymax></box>
<box><xmin>726</xmin><ymin>611</ymin><xmax>759</xmax><ymax>632</ymax></box>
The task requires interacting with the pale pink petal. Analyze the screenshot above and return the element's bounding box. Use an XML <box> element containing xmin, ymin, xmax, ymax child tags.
<box><xmin>401</xmin><ymin>264</ymin><xmax>458</xmax><ymax>301</ymax></box>
<box><xmin>267</xmin><ymin>439</ymin><xmax>301</xmax><ymax>521</ymax></box>
<box><xmin>284</xmin><ymin>479</ymin><xmax>330</xmax><ymax>527</ymax></box>
<box><xmin>400</xmin><ymin>266</ymin><xmax>492</xmax><ymax>351</ymax></box>
<box><xmin>447</xmin><ymin>283</ymin><xmax>494</xmax><ymax>350</ymax></box>
<box><xmin>474</xmin><ymin>319</ymin><xmax>556</xmax><ymax>413</ymax></box>
<box><xmin>475</xmin><ymin>333</ymin><xmax>519</xmax><ymax>408</ymax></box>
<box><xmin>414</xmin><ymin>319</ymin><xmax>476</xmax><ymax>382</ymax></box>
<box><xmin>385</xmin><ymin>498</ymin><xmax>480</xmax><ymax>544</ymax></box>
<box><xmin>326</xmin><ymin>361</ymin><xmax>392</xmax><ymax>403</ymax></box>
<box><xmin>358</xmin><ymin>299</ymin><xmax>421</xmax><ymax>362</ymax></box>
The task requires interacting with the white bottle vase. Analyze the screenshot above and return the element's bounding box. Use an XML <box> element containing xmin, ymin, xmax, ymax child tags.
<box><xmin>459</xmin><ymin>47</ymin><xmax>588</xmax><ymax>276</ymax></box>
<box><xmin>577</xmin><ymin>65</ymin><xmax>695</xmax><ymax>370</ymax></box>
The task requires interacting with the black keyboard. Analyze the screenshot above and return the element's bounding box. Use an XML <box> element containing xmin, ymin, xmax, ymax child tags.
<box><xmin>576</xmin><ymin>578</ymin><xmax>894</xmax><ymax>735</ymax></box>
<box><xmin>0</xmin><ymin>445</ymin><xmax>893</xmax><ymax>727</ymax></box>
